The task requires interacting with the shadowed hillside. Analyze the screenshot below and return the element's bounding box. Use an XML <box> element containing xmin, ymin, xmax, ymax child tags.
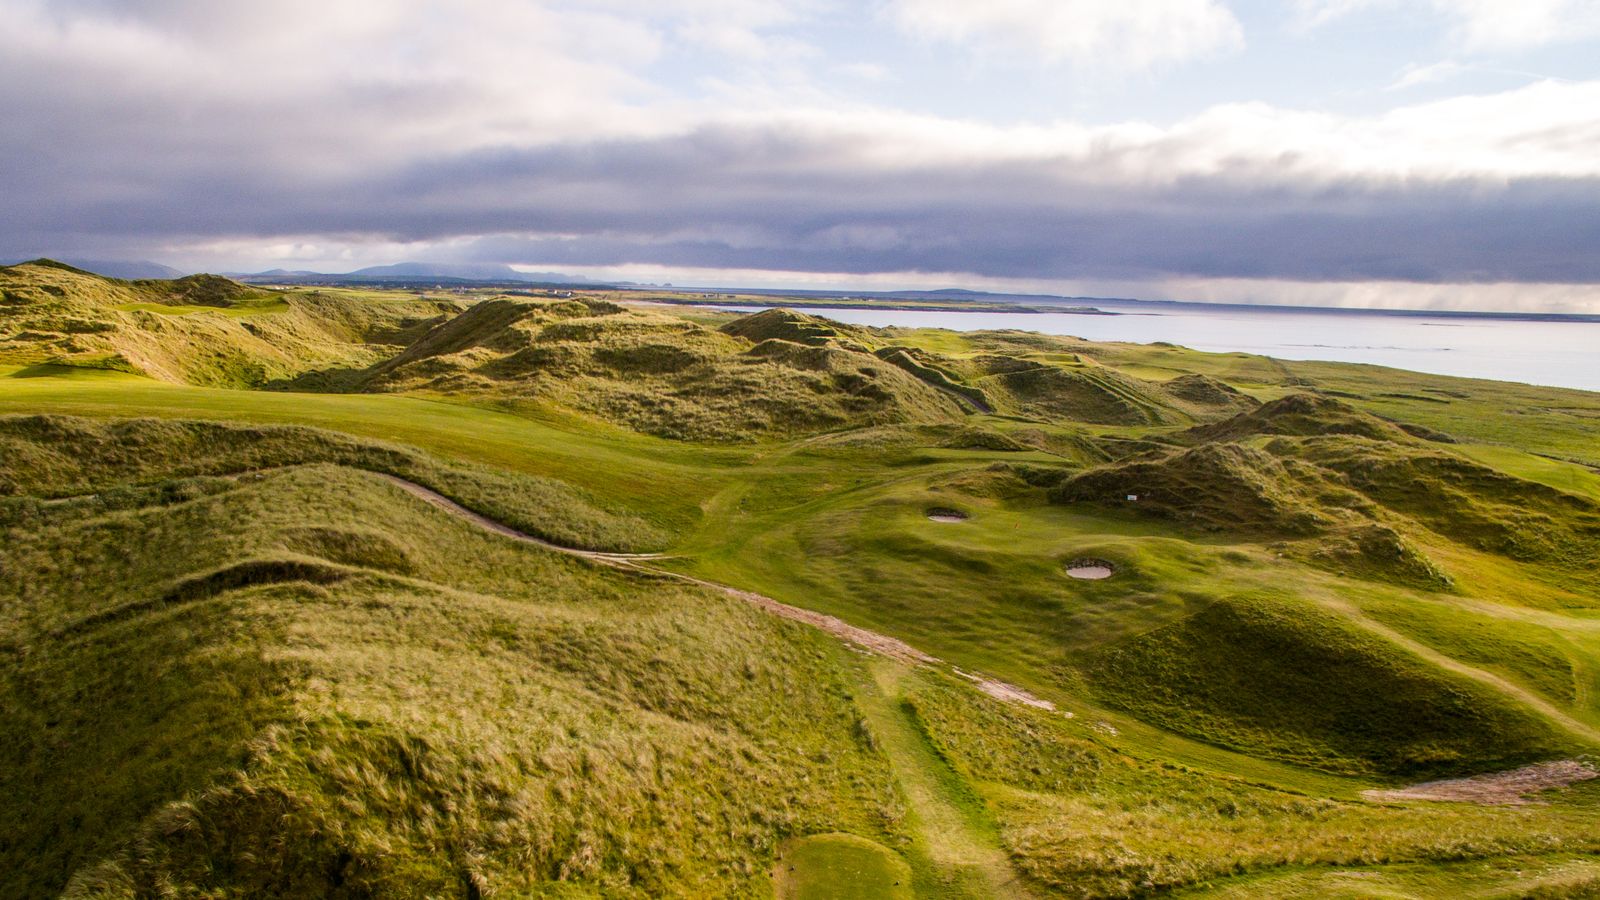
<box><xmin>1185</xmin><ymin>392</ymin><xmax>1423</xmax><ymax>444</ymax></box>
<box><xmin>359</xmin><ymin>299</ymin><xmax>967</xmax><ymax>440</ymax></box>
<box><xmin>1054</xmin><ymin>430</ymin><xmax>1600</xmax><ymax>581</ymax></box>
<box><xmin>0</xmin><ymin>415</ymin><xmax>664</xmax><ymax>551</ymax></box>
<box><xmin>1088</xmin><ymin>593</ymin><xmax>1574</xmax><ymax>776</ymax></box>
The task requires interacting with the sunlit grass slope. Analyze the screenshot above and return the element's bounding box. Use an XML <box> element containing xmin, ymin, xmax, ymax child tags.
<box><xmin>0</xmin><ymin>365</ymin><xmax>738</xmax><ymax>536</ymax></box>
<box><xmin>0</xmin><ymin>414</ymin><xmax>663</xmax><ymax>551</ymax></box>
<box><xmin>0</xmin><ymin>260</ymin><xmax>449</xmax><ymax>387</ymax></box>
<box><xmin>672</xmin><ymin>440</ymin><xmax>1599</xmax><ymax>779</ymax></box>
<box><xmin>0</xmin><ymin>458</ymin><xmax>903</xmax><ymax>897</ymax></box>
<box><xmin>356</xmin><ymin>300</ymin><xmax>967</xmax><ymax>440</ymax></box>
<box><xmin>907</xmin><ymin>672</ymin><xmax>1600</xmax><ymax>899</ymax></box>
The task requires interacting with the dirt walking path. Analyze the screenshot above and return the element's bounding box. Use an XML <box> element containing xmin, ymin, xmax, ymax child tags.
<box><xmin>41</xmin><ymin>466</ymin><xmax>1049</xmax><ymax>708</ymax></box>
<box><xmin>1364</xmin><ymin>759</ymin><xmax>1598</xmax><ymax>805</ymax></box>
<box><xmin>377</xmin><ymin>471</ymin><xmax>1056</xmax><ymax>707</ymax></box>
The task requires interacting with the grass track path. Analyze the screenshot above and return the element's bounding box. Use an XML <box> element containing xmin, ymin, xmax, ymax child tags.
<box><xmin>858</xmin><ymin>660</ymin><xmax>1036</xmax><ymax>899</ymax></box>
<box><xmin>1316</xmin><ymin>593</ymin><xmax>1600</xmax><ymax>746</ymax></box>
<box><xmin>383</xmin><ymin>472</ymin><xmax>1052</xmax><ymax>677</ymax></box>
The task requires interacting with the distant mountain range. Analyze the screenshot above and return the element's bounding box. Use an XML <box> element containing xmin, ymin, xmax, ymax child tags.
<box><xmin>233</xmin><ymin>262</ymin><xmax>598</xmax><ymax>285</ymax></box>
<box><xmin>3</xmin><ymin>258</ymin><xmax>604</xmax><ymax>286</ymax></box>
<box><xmin>45</xmin><ymin>259</ymin><xmax>189</xmax><ymax>280</ymax></box>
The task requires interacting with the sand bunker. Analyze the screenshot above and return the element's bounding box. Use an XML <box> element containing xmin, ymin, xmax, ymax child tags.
<box><xmin>1066</xmin><ymin>558</ymin><xmax>1116</xmax><ymax>580</ymax></box>
<box><xmin>927</xmin><ymin>508</ymin><xmax>970</xmax><ymax>523</ymax></box>
<box><xmin>1363</xmin><ymin>759</ymin><xmax>1598</xmax><ymax>806</ymax></box>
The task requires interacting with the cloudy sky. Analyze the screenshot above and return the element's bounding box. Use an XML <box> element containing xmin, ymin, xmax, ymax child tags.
<box><xmin>5</xmin><ymin>0</ymin><xmax>1600</xmax><ymax>311</ymax></box>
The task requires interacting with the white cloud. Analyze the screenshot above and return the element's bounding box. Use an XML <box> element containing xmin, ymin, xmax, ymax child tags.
<box><xmin>15</xmin><ymin>0</ymin><xmax>1589</xmax><ymax>183</ymax></box>
<box><xmin>725</xmin><ymin>78</ymin><xmax>1600</xmax><ymax>182</ymax></box>
<box><xmin>1292</xmin><ymin>0</ymin><xmax>1370</xmax><ymax>30</ymax></box>
<box><xmin>674</xmin><ymin>19</ymin><xmax>819</xmax><ymax>61</ymax></box>
<box><xmin>1150</xmin><ymin>277</ymin><xmax>1600</xmax><ymax>315</ymax></box>
<box><xmin>1443</xmin><ymin>0</ymin><xmax>1600</xmax><ymax>51</ymax></box>
<box><xmin>7</xmin><ymin>0</ymin><xmax>673</xmax><ymax>158</ymax></box>
<box><xmin>1297</xmin><ymin>0</ymin><xmax>1600</xmax><ymax>52</ymax></box>
<box><xmin>885</xmin><ymin>0</ymin><xmax>1244</xmax><ymax>70</ymax></box>
<box><xmin>161</xmin><ymin>244</ymin><xmax>1600</xmax><ymax>316</ymax></box>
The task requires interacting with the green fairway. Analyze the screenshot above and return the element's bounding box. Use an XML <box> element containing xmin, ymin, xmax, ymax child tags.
<box><xmin>777</xmin><ymin>833</ymin><xmax>915</xmax><ymax>900</ymax></box>
<box><xmin>0</xmin><ymin>364</ymin><xmax>740</xmax><ymax>535</ymax></box>
<box><xmin>8</xmin><ymin>359</ymin><xmax>1600</xmax><ymax>783</ymax></box>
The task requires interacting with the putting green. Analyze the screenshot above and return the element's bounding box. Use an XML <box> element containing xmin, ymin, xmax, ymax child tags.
<box><xmin>775</xmin><ymin>833</ymin><xmax>914</xmax><ymax>900</ymax></box>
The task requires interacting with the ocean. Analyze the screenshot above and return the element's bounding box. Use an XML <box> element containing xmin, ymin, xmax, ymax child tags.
<box><xmin>723</xmin><ymin>301</ymin><xmax>1600</xmax><ymax>393</ymax></box>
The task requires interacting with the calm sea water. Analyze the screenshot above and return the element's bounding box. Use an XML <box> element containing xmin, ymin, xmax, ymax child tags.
<box><xmin>727</xmin><ymin>303</ymin><xmax>1600</xmax><ymax>394</ymax></box>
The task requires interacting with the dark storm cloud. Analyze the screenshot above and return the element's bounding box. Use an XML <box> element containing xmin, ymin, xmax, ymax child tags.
<box><xmin>6</xmin><ymin>122</ymin><xmax>1599</xmax><ymax>284</ymax></box>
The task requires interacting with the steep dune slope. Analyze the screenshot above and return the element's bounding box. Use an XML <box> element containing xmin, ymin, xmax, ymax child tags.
<box><xmin>366</xmin><ymin>301</ymin><xmax>967</xmax><ymax>440</ymax></box>
<box><xmin>0</xmin><ymin>458</ymin><xmax>900</xmax><ymax>897</ymax></box>
<box><xmin>0</xmin><ymin>261</ymin><xmax>443</xmax><ymax>387</ymax></box>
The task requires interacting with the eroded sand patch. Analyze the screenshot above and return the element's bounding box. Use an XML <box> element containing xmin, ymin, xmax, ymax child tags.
<box><xmin>1363</xmin><ymin>759</ymin><xmax>1598</xmax><ymax>805</ymax></box>
<box><xmin>926</xmin><ymin>507</ymin><xmax>969</xmax><ymax>523</ymax></box>
<box><xmin>952</xmin><ymin>667</ymin><xmax>1061</xmax><ymax>712</ymax></box>
<box><xmin>1066</xmin><ymin>558</ymin><xmax>1115</xmax><ymax>580</ymax></box>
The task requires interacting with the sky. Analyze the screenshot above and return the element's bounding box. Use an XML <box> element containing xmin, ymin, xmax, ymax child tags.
<box><xmin>4</xmin><ymin>0</ymin><xmax>1600</xmax><ymax>312</ymax></box>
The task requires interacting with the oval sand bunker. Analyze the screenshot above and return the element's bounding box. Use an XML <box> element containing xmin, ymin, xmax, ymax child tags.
<box><xmin>1066</xmin><ymin>559</ymin><xmax>1115</xmax><ymax>580</ymax></box>
<box><xmin>926</xmin><ymin>508</ymin><xmax>969</xmax><ymax>523</ymax></box>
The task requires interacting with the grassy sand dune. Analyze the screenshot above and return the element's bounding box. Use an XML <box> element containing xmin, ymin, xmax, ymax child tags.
<box><xmin>2</xmin><ymin>463</ymin><xmax>904</xmax><ymax>897</ymax></box>
<box><xmin>4</xmin><ymin>267</ymin><xmax>1600</xmax><ymax>897</ymax></box>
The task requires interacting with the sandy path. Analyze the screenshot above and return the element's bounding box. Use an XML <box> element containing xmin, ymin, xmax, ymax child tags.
<box><xmin>1364</xmin><ymin>759</ymin><xmax>1598</xmax><ymax>805</ymax></box>
<box><xmin>376</xmin><ymin>472</ymin><xmax>1056</xmax><ymax>708</ymax></box>
<box><xmin>391</xmin><ymin>470</ymin><xmax>1600</xmax><ymax>797</ymax></box>
<box><xmin>375</xmin><ymin>473</ymin><xmax>671</xmax><ymax>561</ymax></box>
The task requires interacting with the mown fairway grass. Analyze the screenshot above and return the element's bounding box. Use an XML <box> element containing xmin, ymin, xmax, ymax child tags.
<box><xmin>776</xmin><ymin>833</ymin><xmax>915</xmax><ymax>900</ymax></box>
<box><xmin>1454</xmin><ymin>444</ymin><xmax>1600</xmax><ymax>504</ymax></box>
<box><xmin>668</xmin><ymin>456</ymin><xmax>1598</xmax><ymax>774</ymax></box>
<box><xmin>855</xmin><ymin>659</ymin><xmax>1029</xmax><ymax>899</ymax></box>
<box><xmin>0</xmin><ymin>365</ymin><xmax>742</xmax><ymax>535</ymax></box>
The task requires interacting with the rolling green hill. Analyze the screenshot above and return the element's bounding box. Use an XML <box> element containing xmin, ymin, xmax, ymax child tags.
<box><xmin>4</xmin><ymin>265</ymin><xmax>1600</xmax><ymax>898</ymax></box>
<box><xmin>0</xmin><ymin>260</ymin><xmax>445</xmax><ymax>387</ymax></box>
<box><xmin>361</xmin><ymin>299</ymin><xmax>967</xmax><ymax>440</ymax></box>
<box><xmin>1</xmin><ymin>458</ymin><xmax>898</xmax><ymax>897</ymax></box>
